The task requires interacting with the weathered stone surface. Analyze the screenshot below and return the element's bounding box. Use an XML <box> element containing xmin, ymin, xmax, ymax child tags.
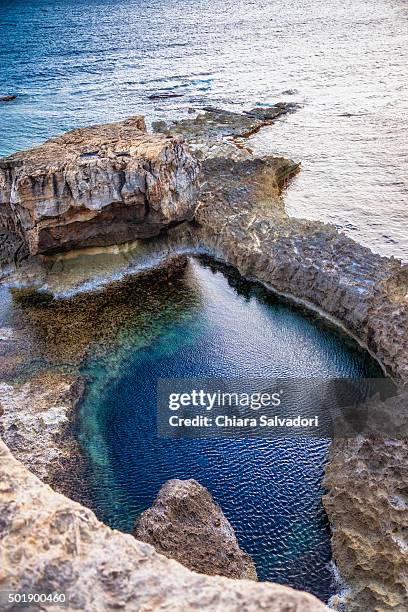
<box><xmin>155</xmin><ymin>109</ymin><xmax>408</xmax><ymax>611</ymax></box>
<box><xmin>186</xmin><ymin>153</ymin><xmax>408</xmax><ymax>612</ymax></box>
<box><xmin>0</xmin><ymin>441</ymin><xmax>329</xmax><ymax>612</ymax></box>
<box><xmin>134</xmin><ymin>479</ymin><xmax>257</xmax><ymax>580</ymax></box>
<box><xmin>323</xmin><ymin>437</ymin><xmax>408</xmax><ymax>612</ymax></box>
<box><xmin>1</xmin><ymin>108</ymin><xmax>408</xmax><ymax>611</ymax></box>
<box><xmin>0</xmin><ymin>116</ymin><xmax>199</xmax><ymax>256</ymax></box>
<box><xmin>0</xmin><ymin>371</ymin><xmax>85</xmax><ymax>496</ymax></box>
<box><xmin>153</xmin><ymin>103</ymin><xmax>298</xmax><ymax>160</ymax></box>
<box><xmin>190</xmin><ymin>155</ymin><xmax>408</xmax><ymax>380</ymax></box>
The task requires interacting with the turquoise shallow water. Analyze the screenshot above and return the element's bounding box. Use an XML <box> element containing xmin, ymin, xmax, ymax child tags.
<box><xmin>78</xmin><ymin>257</ymin><xmax>383</xmax><ymax>603</ymax></box>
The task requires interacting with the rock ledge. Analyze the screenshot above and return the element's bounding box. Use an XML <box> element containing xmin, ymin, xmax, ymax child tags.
<box><xmin>0</xmin><ymin>116</ymin><xmax>199</xmax><ymax>255</ymax></box>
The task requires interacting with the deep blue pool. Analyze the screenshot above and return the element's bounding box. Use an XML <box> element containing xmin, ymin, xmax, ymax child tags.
<box><xmin>78</xmin><ymin>256</ymin><xmax>383</xmax><ymax>602</ymax></box>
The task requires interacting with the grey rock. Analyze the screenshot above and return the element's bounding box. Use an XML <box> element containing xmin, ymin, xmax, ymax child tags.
<box><xmin>134</xmin><ymin>479</ymin><xmax>257</xmax><ymax>580</ymax></box>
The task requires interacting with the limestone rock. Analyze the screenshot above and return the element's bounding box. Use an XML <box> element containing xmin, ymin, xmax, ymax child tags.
<box><xmin>0</xmin><ymin>441</ymin><xmax>329</xmax><ymax>612</ymax></box>
<box><xmin>0</xmin><ymin>116</ymin><xmax>199</xmax><ymax>255</ymax></box>
<box><xmin>134</xmin><ymin>479</ymin><xmax>257</xmax><ymax>580</ymax></box>
<box><xmin>192</xmin><ymin>155</ymin><xmax>408</xmax><ymax>380</ymax></box>
<box><xmin>324</xmin><ymin>437</ymin><xmax>408</xmax><ymax>612</ymax></box>
<box><xmin>0</xmin><ymin>371</ymin><xmax>85</xmax><ymax>497</ymax></box>
<box><xmin>153</xmin><ymin>103</ymin><xmax>298</xmax><ymax>160</ymax></box>
<box><xmin>1</xmin><ymin>108</ymin><xmax>408</xmax><ymax>612</ymax></box>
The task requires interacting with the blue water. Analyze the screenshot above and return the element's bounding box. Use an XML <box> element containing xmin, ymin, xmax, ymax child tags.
<box><xmin>78</xmin><ymin>257</ymin><xmax>383</xmax><ymax>602</ymax></box>
<box><xmin>1</xmin><ymin>0</ymin><xmax>407</xmax><ymax>259</ymax></box>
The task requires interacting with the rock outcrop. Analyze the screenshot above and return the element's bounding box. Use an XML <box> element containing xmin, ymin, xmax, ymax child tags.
<box><xmin>0</xmin><ymin>441</ymin><xmax>329</xmax><ymax>612</ymax></box>
<box><xmin>324</xmin><ymin>437</ymin><xmax>408</xmax><ymax>612</ymax></box>
<box><xmin>153</xmin><ymin>103</ymin><xmax>297</xmax><ymax>160</ymax></box>
<box><xmin>191</xmin><ymin>156</ymin><xmax>408</xmax><ymax>380</ymax></box>
<box><xmin>0</xmin><ymin>116</ymin><xmax>199</xmax><ymax>256</ymax></box>
<box><xmin>1</xmin><ymin>108</ymin><xmax>408</xmax><ymax>611</ymax></box>
<box><xmin>0</xmin><ymin>371</ymin><xmax>85</xmax><ymax>496</ymax></box>
<box><xmin>134</xmin><ymin>479</ymin><xmax>257</xmax><ymax>580</ymax></box>
<box><xmin>154</xmin><ymin>110</ymin><xmax>408</xmax><ymax>611</ymax></box>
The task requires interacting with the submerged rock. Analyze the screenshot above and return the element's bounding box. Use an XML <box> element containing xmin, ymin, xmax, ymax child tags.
<box><xmin>148</xmin><ymin>92</ymin><xmax>184</xmax><ymax>99</ymax></box>
<box><xmin>0</xmin><ymin>116</ymin><xmax>199</xmax><ymax>256</ymax></box>
<box><xmin>6</xmin><ymin>253</ymin><xmax>189</xmax><ymax>368</ymax></box>
<box><xmin>153</xmin><ymin>102</ymin><xmax>297</xmax><ymax>160</ymax></box>
<box><xmin>134</xmin><ymin>479</ymin><xmax>257</xmax><ymax>580</ymax></box>
<box><xmin>0</xmin><ymin>95</ymin><xmax>16</xmax><ymax>102</ymax></box>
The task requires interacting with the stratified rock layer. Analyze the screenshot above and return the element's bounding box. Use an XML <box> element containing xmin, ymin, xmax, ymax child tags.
<box><xmin>134</xmin><ymin>479</ymin><xmax>257</xmax><ymax>580</ymax></box>
<box><xmin>0</xmin><ymin>116</ymin><xmax>199</xmax><ymax>255</ymax></box>
<box><xmin>1</xmin><ymin>109</ymin><xmax>408</xmax><ymax>611</ymax></box>
<box><xmin>0</xmin><ymin>442</ymin><xmax>328</xmax><ymax>612</ymax></box>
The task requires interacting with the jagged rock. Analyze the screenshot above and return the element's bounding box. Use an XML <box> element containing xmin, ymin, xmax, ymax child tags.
<box><xmin>1</xmin><ymin>109</ymin><xmax>408</xmax><ymax>612</ymax></box>
<box><xmin>191</xmin><ymin>154</ymin><xmax>408</xmax><ymax>380</ymax></box>
<box><xmin>153</xmin><ymin>102</ymin><xmax>297</xmax><ymax>160</ymax></box>
<box><xmin>0</xmin><ymin>442</ymin><xmax>329</xmax><ymax>612</ymax></box>
<box><xmin>134</xmin><ymin>479</ymin><xmax>257</xmax><ymax>580</ymax></box>
<box><xmin>186</xmin><ymin>152</ymin><xmax>408</xmax><ymax>611</ymax></box>
<box><xmin>323</xmin><ymin>437</ymin><xmax>408</xmax><ymax>612</ymax></box>
<box><xmin>0</xmin><ymin>371</ymin><xmax>85</xmax><ymax>497</ymax></box>
<box><xmin>0</xmin><ymin>116</ymin><xmax>199</xmax><ymax>256</ymax></box>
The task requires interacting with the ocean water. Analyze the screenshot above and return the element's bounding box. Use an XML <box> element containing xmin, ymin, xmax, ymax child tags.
<box><xmin>78</xmin><ymin>257</ymin><xmax>383</xmax><ymax>602</ymax></box>
<box><xmin>1</xmin><ymin>0</ymin><xmax>407</xmax><ymax>259</ymax></box>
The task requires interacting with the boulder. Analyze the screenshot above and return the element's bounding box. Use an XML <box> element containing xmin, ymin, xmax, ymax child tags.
<box><xmin>134</xmin><ymin>478</ymin><xmax>258</xmax><ymax>580</ymax></box>
<box><xmin>0</xmin><ymin>116</ymin><xmax>199</xmax><ymax>255</ymax></box>
<box><xmin>0</xmin><ymin>441</ymin><xmax>329</xmax><ymax>612</ymax></box>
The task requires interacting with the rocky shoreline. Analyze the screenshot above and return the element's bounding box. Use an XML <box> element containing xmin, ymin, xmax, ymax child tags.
<box><xmin>1</xmin><ymin>106</ymin><xmax>408</xmax><ymax>611</ymax></box>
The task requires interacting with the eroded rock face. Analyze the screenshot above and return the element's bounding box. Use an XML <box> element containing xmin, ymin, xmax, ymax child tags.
<box><xmin>324</xmin><ymin>438</ymin><xmax>408</xmax><ymax>612</ymax></box>
<box><xmin>1</xmin><ymin>109</ymin><xmax>408</xmax><ymax>611</ymax></box>
<box><xmin>0</xmin><ymin>442</ymin><xmax>328</xmax><ymax>612</ymax></box>
<box><xmin>157</xmin><ymin>109</ymin><xmax>408</xmax><ymax>610</ymax></box>
<box><xmin>190</xmin><ymin>156</ymin><xmax>408</xmax><ymax>380</ymax></box>
<box><xmin>0</xmin><ymin>371</ymin><xmax>86</xmax><ymax>499</ymax></box>
<box><xmin>186</xmin><ymin>153</ymin><xmax>408</xmax><ymax>612</ymax></box>
<box><xmin>0</xmin><ymin>116</ymin><xmax>199</xmax><ymax>256</ymax></box>
<box><xmin>134</xmin><ymin>479</ymin><xmax>257</xmax><ymax>580</ymax></box>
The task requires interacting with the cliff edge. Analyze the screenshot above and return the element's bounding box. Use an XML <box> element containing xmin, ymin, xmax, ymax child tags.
<box><xmin>0</xmin><ymin>116</ymin><xmax>199</xmax><ymax>256</ymax></box>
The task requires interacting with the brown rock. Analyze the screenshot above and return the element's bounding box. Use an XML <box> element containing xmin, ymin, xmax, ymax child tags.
<box><xmin>134</xmin><ymin>479</ymin><xmax>257</xmax><ymax>580</ymax></box>
<box><xmin>2</xmin><ymin>108</ymin><xmax>408</xmax><ymax>611</ymax></box>
<box><xmin>323</xmin><ymin>437</ymin><xmax>408</xmax><ymax>612</ymax></box>
<box><xmin>0</xmin><ymin>371</ymin><xmax>85</xmax><ymax>498</ymax></box>
<box><xmin>0</xmin><ymin>441</ymin><xmax>329</xmax><ymax>612</ymax></box>
<box><xmin>0</xmin><ymin>95</ymin><xmax>17</xmax><ymax>102</ymax></box>
<box><xmin>0</xmin><ymin>116</ymin><xmax>199</xmax><ymax>256</ymax></box>
<box><xmin>163</xmin><ymin>109</ymin><xmax>408</xmax><ymax>611</ymax></box>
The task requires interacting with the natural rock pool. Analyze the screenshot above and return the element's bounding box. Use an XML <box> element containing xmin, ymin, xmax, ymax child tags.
<box><xmin>77</xmin><ymin>256</ymin><xmax>383</xmax><ymax>603</ymax></box>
